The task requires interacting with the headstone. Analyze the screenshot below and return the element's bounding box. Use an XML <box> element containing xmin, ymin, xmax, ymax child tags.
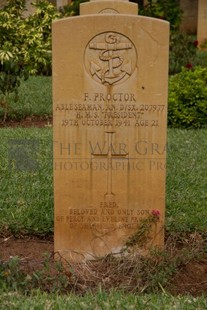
<box><xmin>179</xmin><ymin>0</ymin><xmax>198</xmax><ymax>34</ymax></box>
<box><xmin>53</xmin><ymin>0</ymin><xmax>169</xmax><ymax>262</ymax></box>
<box><xmin>80</xmin><ymin>0</ymin><xmax>138</xmax><ymax>15</ymax></box>
<box><xmin>56</xmin><ymin>0</ymin><xmax>69</xmax><ymax>10</ymax></box>
<box><xmin>197</xmin><ymin>0</ymin><xmax>207</xmax><ymax>50</ymax></box>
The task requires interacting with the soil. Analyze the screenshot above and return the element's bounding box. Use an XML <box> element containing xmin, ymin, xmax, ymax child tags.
<box><xmin>1</xmin><ymin>118</ymin><xmax>207</xmax><ymax>296</ymax></box>
<box><xmin>0</xmin><ymin>116</ymin><xmax>52</xmax><ymax>128</ymax></box>
<box><xmin>0</xmin><ymin>235</ymin><xmax>207</xmax><ymax>296</ymax></box>
<box><xmin>170</xmin><ymin>256</ymin><xmax>207</xmax><ymax>296</ymax></box>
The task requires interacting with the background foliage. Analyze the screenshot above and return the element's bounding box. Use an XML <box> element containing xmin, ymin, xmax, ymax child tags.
<box><xmin>168</xmin><ymin>67</ymin><xmax>207</xmax><ymax>128</ymax></box>
<box><xmin>0</xmin><ymin>0</ymin><xmax>59</xmax><ymax>76</ymax></box>
<box><xmin>0</xmin><ymin>0</ymin><xmax>207</xmax><ymax>127</ymax></box>
<box><xmin>138</xmin><ymin>0</ymin><xmax>182</xmax><ymax>31</ymax></box>
<box><xmin>0</xmin><ymin>0</ymin><xmax>58</xmax><ymax>120</ymax></box>
<box><xmin>169</xmin><ymin>33</ymin><xmax>198</xmax><ymax>74</ymax></box>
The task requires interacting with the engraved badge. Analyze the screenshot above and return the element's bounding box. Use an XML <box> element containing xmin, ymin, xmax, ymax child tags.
<box><xmin>85</xmin><ymin>32</ymin><xmax>137</xmax><ymax>86</ymax></box>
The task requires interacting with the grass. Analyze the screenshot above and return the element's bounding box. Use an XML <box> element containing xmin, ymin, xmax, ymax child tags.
<box><xmin>0</xmin><ymin>291</ymin><xmax>207</xmax><ymax>310</ymax></box>
<box><xmin>0</xmin><ymin>76</ymin><xmax>52</xmax><ymax>121</ymax></box>
<box><xmin>166</xmin><ymin>129</ymin><xmax>207</xmax><ymax>234</ymax></box>
<box><xmin>0</xmin><ymin>290</ymin><xmax>207</xmax><ymax>310</ymax></box>
<box><xmin>0</xmin><ymin>127</ymin><xmax>206</xmax><ymax>236</ymax></box>
<box><xmin>0</xmin><ymin>128</ymin><xmax>53</xmax><ymax>235</ymax></box>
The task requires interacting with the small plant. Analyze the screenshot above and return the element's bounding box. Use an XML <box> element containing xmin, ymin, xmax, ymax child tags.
<box><xmin>169</xmin><ymin>32</ymin><xmax>198</xmax><ymax>74</ymax></box>
<box><xmin>168</xmin><ymin>66</ymin><xmax>207</xmax><ymax>128</ymax></box>
<box><xmin>126</xmin><ymin>210</ymin><xmax>160</xmax><ymax>248</ymax></box>
<box><xmin>0</xmin><ymin>253</ymin><xmax>70</xmax><ymax>293</ymax></box>
<box><xmin>0</xmin><ymin>256</ymin><xmax>25</xmax><ymax>291</ymax></box>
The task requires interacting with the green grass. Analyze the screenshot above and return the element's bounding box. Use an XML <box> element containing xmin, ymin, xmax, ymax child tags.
<box><xmin>166</xmin><ymin>129</ymin><xmax>207</xmax><ymax>233</ymax></box>
<box><xmin>0</xmin><ymin>290</ymin><xmax>207</xmax><ymax>310</ymax></box>
<box><xmin>0</xmin><ymin>127</ymin><xmax>206</xmax><ymax>236</ymax></box>
<box><xmin>0</xmin><ymin>128</ymin><xmax>53</xmax><ymax>235</ymax></box>
<box><xmin>0</xmin><ymin>76</ymin><xmax>52</xmax><ymax>121</ymax></box>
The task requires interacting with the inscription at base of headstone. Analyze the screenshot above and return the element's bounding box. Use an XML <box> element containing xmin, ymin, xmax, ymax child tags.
<box><xmin>53</xmin><ymin>0</ymin><xmax>169</xmax><ymax>262</ymax></box>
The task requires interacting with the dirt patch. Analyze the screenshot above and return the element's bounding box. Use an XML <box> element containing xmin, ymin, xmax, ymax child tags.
<box><xmin>0</xmin><ymin>116</ymin><xmax>52</xmax><ymax>128</ymax></box>
<box><xmin>0</xmin><ymin>236</ymin><xmax>207</xmax><ymax>296</ymax></box>
<box><xmin>0</xmin><ymin>236</ymin><xmax>53</xmax><ymax>261</ymax></box>
<box><xmin>169</xmin><ymin>258</ymin><xmax>207</xmax><ymax>296</ymax></box>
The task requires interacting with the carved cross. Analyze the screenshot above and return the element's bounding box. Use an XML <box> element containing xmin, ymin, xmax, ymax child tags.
<box><xmin>91</xmin><ymin>131</ymin><xmax>129</xmax><ymax>198</ymax></box>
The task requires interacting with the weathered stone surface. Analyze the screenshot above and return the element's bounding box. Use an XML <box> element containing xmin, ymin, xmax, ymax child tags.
<box><xmin>197</xmin><ymin>0</ymin><xmax>207</xmax><ymax>50</ymax></box>
<box><xmin>53</xmin><ymin>3</ymin><xmax>169</xmax><ymax>262</ymax></box>
<box><xmin>80</xmin><ymin>0</ymin><xmax>138</xmax><ymax>15</ymax></box>
<box><xmin>179</xmin><ymin>0</ymin><xmax>198</xmax><ymax>34</ymax></box>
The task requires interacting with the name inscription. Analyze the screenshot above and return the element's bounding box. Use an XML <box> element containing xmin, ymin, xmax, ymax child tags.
<box><xmin>55</xmin><ymin>92</ymin><xmax>165</xmax><ymax>128</ymax></box>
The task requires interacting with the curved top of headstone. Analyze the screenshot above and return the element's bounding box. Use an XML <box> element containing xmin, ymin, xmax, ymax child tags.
<box><xmin>80</xmin><ymin>0</ymin><xmax>138</xmax><ymax>15</ymax></box>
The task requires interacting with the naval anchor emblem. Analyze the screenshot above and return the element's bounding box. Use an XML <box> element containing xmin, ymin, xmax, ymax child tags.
<box><xmin>85</xmin><ymin>32</ymin><xmax>137</xmax><ymax>86</ymax></box>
